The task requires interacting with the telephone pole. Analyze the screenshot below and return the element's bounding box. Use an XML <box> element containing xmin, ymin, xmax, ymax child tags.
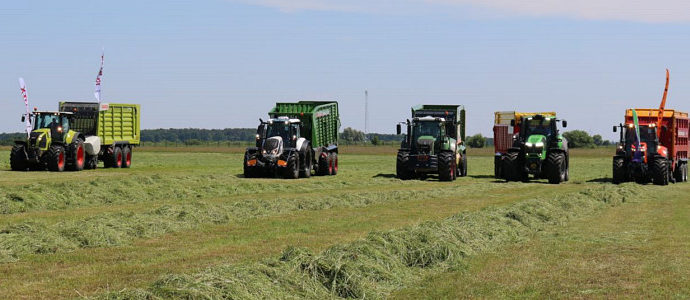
<box><xmin>364</xmin><ymin>89</ymin><xmax>368</xmax><ymax>134</ymax></box>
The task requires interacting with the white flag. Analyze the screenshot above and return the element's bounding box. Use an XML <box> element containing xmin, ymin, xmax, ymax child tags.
<box><xmin>94</xmin><ymin>50</ymin><xmax>104</xmax><ymax>102</ymax></box>
<box><xmin>18</xmin><ymin>78</ymin><xmax>32</xmax><ymax>137</ymax></box>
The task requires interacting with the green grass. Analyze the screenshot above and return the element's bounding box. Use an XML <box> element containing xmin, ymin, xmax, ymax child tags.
<box><xmin>0</xmin><ymin>145</ymin><xmax>685</xmax><ymax>299</ymax></box>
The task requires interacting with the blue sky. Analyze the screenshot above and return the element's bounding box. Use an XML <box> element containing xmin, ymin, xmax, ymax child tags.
<box><xmin>1</xmin><ymin>0</ymin><xmax>689</xmax><ymax>140</ymax></box>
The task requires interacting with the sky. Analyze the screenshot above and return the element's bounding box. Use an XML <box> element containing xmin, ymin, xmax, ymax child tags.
<box><xmin>1</xmin><ymin>0</ymin><xmax>690</xmax><ymax>140</ymax></box>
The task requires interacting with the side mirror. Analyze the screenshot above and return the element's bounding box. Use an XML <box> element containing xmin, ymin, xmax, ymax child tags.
<box><xmin>21</xmin><ymin>115</ymin><xmax>25</xmax><ymax>122</ymax></box>
<box><xmin>396</xmin><ymin>124</ymin><xmax>401</xmax><ymax>135</ymax></box>
<box><xmin>613</xmin><ymin>126</ymin><xmax>617</xmax><ymax>133</ymax></box>
<box><xmin>562</xmin><ymin>120</ymin><xmax>568</xmax><ymax>128</ymax></box>
<box><xmin>510</xmin><ymin>120</ymin><xmax>515</xmax><ymax>127</ymax></box>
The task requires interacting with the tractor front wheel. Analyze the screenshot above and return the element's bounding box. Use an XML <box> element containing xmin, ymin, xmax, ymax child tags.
<box><xmin>651</xmin><ymin>157</ymin><xmax>669</xmax><ymax>186</ymax></box>
<box><xmin>396</xmin><ymin>151</ymin><xmax>413</xmax><ymax>180</ymax></box>
<box><xmin>502</xmin><ymin>152</ymin><xmax>523</xmax><ymax>182</ymax></box>
<box><xmin>283</xmin><ymin>153</ymin><xmax>299</xmax><ymax>179</ymax></box>
<box><xmin>438</xmin><ymin>152</ymin><xmax>454</xmax><ymax>182</ymax></box>
<box><xmin>612</xmin><ymin>157</ymin><xmax>626</xmax><ymax>184</ymax></box>
<box><xmin>10</xmin><ymin>144</ymin><xmax>28</xmax><ymax>171</ymax></box>
<box><xmin>546</xmin><ymin>152</ymin><xmax>565</xmax><ymax>184</ymax></box>
<box><xmin>47</xmin><ymin>145</ymin><xmax>66</xmax><ymax>172</ymax></box>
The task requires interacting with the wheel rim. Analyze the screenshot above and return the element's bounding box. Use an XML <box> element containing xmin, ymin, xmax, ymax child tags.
<box><xmin>126</xmin><ymin>151</ymin><xmax>132</xmax><ymax>166</ymax></box>
<box><xmin>328</xmin><ymin>158</ymin><xmax>333</xmax><ymax>174</ymax></box>
<box><xmin>76</xmin><ymin>145</ymin><xmax>84</xmax><ymax>167</ymax></box>
<box><xmin>117</xmin><ymin>152</ymin><xmax>122</xmax><ymax>166</ymax></box>
<box><xmin>58</xmin><ymin>152</ymin><xmax>65</xmax><ymax>169</ymax></box>
<box><xmin>334</xmin><ymin>156</ymin><xmax>338</xmax><ymax>172</ymax></box>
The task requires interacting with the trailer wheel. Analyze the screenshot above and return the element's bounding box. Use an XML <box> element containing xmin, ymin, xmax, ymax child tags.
<box><xmin>329</xmin><ymin>153</ymin><xmax>338</xmax><ymax>176</ymax></box>
<box><xmin>122</xmin><ymin>146</ymin><xmax>132</xmax><ymax>168</ymax></box>
<box><xmin>438</xmin><ymin>152</ymin><xmax>454</xmax><ymax>182</ymax></box>
<box><xmin>284</xmin><ymin>153</ymin><xmax>299</xmax><ymax>179</ymax></box>
<box><xmin>502</xmin><ymin>152</ymin><xmax>523</xmax><ymax>182</ymax></box>
<box><xmin>396</xmin><ymin>151</ymin><xmax>413</xmax><ymax>180</ymax></box>
<box><xmin>546</xmin><ymin>152</ymin><xmax>565</xmax><ymax>184</ymax></box>
<box><xmin>684</xmin><ymin>164</ymin><xmax>688</xmax><ymax>182</ymax></box>
<box><xmin>318</xmin><ymin>153</ymin><xmax>329</xmax><ymax>176</ymax></box>
<box><xmin>112</xmin><ymin>147</ymin><xmax>123</xmax><ymax>168</ymax></box>
<box><xmin>10</xmin><ymin>144</ymin><xmax>28</xmax><ymax>171</ymax></box>
<box><xmin>460</xmin><ymin>155</ymin><xmax>468</xmax><ymax>177</ymax></box>
<box><xmin>68</xmin><ymin>139</ymin><xmax>85</xmax><ymax>171</ymax></box>
<box><xmin>651</xmin><ymin>157</ymin><xmax>669</xmax><ymax>186</ymax></box>
<box><xmin>47</xmin><ymin>145</ymin><xmax>66</xmax><ymax>172</ymax></box>
<box><xmin>85</xmin><ymin>155</ymin><xmax>98</xmax><ymax>170</ymax></box>
<box><xmin>612</xmin><ymin>157</ymin><xmax>626</xmax><ymax>184</ymax></box>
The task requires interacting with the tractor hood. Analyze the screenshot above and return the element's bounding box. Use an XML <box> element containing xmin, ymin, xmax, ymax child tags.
<box><xmin>28</xmin><ymin>129</ymin><xmax>49</xmax><ymax>150</ymax></box>
<box><xmin>524</xmin><ymin>134</ymin><xmax>547</xmax><ymax>156</ymax></box>
<box><xmin>416</xmin><ymin>136</ymin><xmax>436</xmax><ymax>153</ymax></box>
<box><xmin>262</xmin><ymin>136</ymin><xmax>284</xmax><ymax>159</ymax></box>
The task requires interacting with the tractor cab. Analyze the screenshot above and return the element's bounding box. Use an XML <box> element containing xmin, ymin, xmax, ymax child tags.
<box><xmin>614</xmin><ymin>123</ymin><xmax>663</xmax><ymax>163</ymax></box>
<box><xmin>410</xmin><ymin>116</ymin><xmax>446</xmax><ymax>155</ymax></box>
<box><xmin>255</xmin><ymin>116</ymin><xmax>302</xmax><ymax>159</ymax></box>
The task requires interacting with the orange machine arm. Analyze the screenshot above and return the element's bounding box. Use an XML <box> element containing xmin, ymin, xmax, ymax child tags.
<box><xmin>657</xmin><ymin>69</ymin><xmax>670</xmax><ymax>138</ymax></box>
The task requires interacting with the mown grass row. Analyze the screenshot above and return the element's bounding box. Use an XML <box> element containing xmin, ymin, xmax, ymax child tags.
<box><xmin>0</xmin><ymin>181</ymin><xmax>515</xmax><ymax>263</ymax></box>
<box><xmin>98</xmin><ymin>184</ymin><xmax>642</xmax><ymax>299</ymax></box>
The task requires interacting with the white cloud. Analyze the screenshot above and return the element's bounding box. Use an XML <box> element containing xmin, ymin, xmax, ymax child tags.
<box><xmin>233</xmin><ymin>0</ymin><xmax>690</xmax><ymax>22</ymax></box>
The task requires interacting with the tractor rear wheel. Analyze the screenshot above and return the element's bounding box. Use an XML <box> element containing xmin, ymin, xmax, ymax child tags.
<box><xmin>10</xmin><ymin>144</ymin><xmax>28</xmax><ymax>171</ymax></box>
<box><xmin>396</xmin><ymin>151</ymin><xmax>413</xmax><ymax>180</ymax></box>
<box><xmin>651</xmin><ymin>157</ymin><xmax>669</xmax><ymax>186</ymax></box>
<box><xmin>69</xmin><ymin>139</ymin><xmax>85</xmax><ymax>171</ymax></box>
<box><xmin>438</xmin><ymin>152</ymin><xmax>454</xmax><ymax>182</ymax></box>
<box><xmin>494</xmin><ymin>156</ymin><xmax>502</xmax><ymax>179</ymax></box>
<box><xmin>502</xmin><ymin>152</ymin><xmax>523</xmax><ymax>182</ymax></box>
<box><xmin>283</xmin><ymin>153</ymin><xmax>299</xmax><ymax>179</ymax></box>
<box><xmin>47</xmin><ymin>145</ymin><xmax>66</xmax><ymax>172</ymax></box>
<box><xmin>300</xmin><ymin>150</ymin><xmax>312</xmax><ymax>178</ymax></box>
<box><xmin>546</xmin><ymin>152</ymin><xmax>565</xmax><ymax>184</ymax></box>
<box><xmin>612</xmin><ymin>157</ymin><xmax>626</xmax><ymax>184</ymax></box>
<box><xmin>122</xmin><ymin>146</ymin><xmax>132</xmax><ymax>168</ymax></box>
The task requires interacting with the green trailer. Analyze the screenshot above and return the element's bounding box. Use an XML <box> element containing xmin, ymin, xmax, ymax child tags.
<box><xmin>10</xmin><ymin>102</ymin><xmax>140</xmax><ymax>171</ymax></box>
<box><xmin>244</xmin><ymin>101</ymin><xmax>340</xmax><ymax>179</ymax></box>
<box><xmin>395</xmin><ymin>105</ymin><xmax>467</xmax><ymax>181</ymax></box>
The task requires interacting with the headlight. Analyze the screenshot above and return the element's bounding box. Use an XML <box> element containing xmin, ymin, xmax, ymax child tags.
<box><xmin>262</xmin><ymin>149</ymin><xmax>267</xmax><ymax>155</ymax></box>
<box><xmin>535</xmin><ymin>142</ymin><xmax>544</xmax><ymax>148</ymax></box>
<box><xmin>617</xmin><ymin>145</ymin><xmax>623</xmax><ymax>150</ymax></box>
<box><xmin>525</xmin><ymin>142</ymin><xmax>533</xmax><ymax>147</ymax></box>
<box><xmin>271</xmin><ymin>148</ymin><xmax>279</xmax><ymax>155</ymax></box>
<box><xmin>255</xmin><ymin>134</ymin><xmax>260</xmax><ymax>140</ymax></box>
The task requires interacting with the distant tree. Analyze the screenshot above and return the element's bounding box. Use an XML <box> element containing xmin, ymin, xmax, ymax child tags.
<box><xmin>370</xmin><ymin>135</ymin><xmax>381</xmax><ymax>146</ymax></box>
<box><xmin>340</xmin><ymin>127</ymin><xmax>365</xmax><ymax>143</ymax></box>
<box><xmin>563</xmin><ymin>130</ymin><xmax>595</xmax><ymax>148</ymax></box>
<box><xmin>592</xmin><ymin>134</ymin><xmax>603</xmax><ymax>146</ymax></box>
<box><xmin>602</xmin><ymin>140</ymin><xmax>611</xmax><ymax>146</ymax></box>
<box><xmin>466</xmin><ymin>134</ymin><xmax>486</xmax><ymax>148</ymax></box>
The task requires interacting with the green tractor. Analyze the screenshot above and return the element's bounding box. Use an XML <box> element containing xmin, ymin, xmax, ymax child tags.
<box><xmin>502</xmin><ymin>114</ymin><xmax>569</xmax><ymax>184</ymax></box>
<box><xmin>10</xmin><ymin>110</ymin><xmax>86</xmax><ymax>172</ymax></box>
<box><xmin>396</xmin><ymin>105</ymin><xmax>467</xmax><ymax>181</ymax></box>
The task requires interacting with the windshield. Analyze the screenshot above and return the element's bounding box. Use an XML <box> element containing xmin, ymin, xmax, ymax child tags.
<box><xmin>625</xmin><ymin>126</ymin><xmax>656</xmax><ymax>143</ymax></box>
<box><xmin>525</xmin><ymin>118</ymin><xmax>552</xmax><ymax>136</ymax></box>
<box><xmin>413</xmin><ymin>121</ymin><xmax>440</xmax><ymax>138</ymax></box>
<box><xmin>33</xmin><ymin>114</ymin><xmax>63</xmax><ymax>131</ymax></box>
<box><xmin>266</xmin><ymin>123</ymin><xmax>291</xmax><ymax>141</ymax></box>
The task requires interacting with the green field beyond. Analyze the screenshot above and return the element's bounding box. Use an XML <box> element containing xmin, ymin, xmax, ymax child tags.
<box><xmin>0</xmin><ymin>146</ymin><xmax>687</xmax><ymax>299</ymax></box>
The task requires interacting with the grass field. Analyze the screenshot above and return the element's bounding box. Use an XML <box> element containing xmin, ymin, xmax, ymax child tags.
<box><xmin>0</xmin><ymin>146</ymin><xmax>687</xmax><ymax>299</ymax></box>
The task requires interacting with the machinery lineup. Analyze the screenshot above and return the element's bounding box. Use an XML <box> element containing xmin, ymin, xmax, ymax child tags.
<box><xmin>7</xmin><ymin>71</ymin><xmax>689</xmax><ymax>186</ymax></box>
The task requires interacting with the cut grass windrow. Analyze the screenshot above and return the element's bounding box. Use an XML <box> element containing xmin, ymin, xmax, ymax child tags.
<box><xmin>0</xmin><ymin>180</ymin><xmax>531</xmax><ymax>263</ymax></box>
<box><xmin>99</xmin><ymin>184</ymin><xmax>643</xmax><ymax>299</ymax></box>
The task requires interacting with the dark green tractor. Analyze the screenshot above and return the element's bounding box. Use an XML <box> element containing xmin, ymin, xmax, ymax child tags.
<box><xmin>502</xmin><ymin>114</ymin><xmax>569</xmax><ymax>184</ymax></box>
<box><xmin>10</xmin><ymin>111</ymin><xmax>87</xmax><ymax>172</ymax></box>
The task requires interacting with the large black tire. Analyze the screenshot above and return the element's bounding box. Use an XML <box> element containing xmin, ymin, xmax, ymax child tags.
<box><xmin>317</xmin><ymin>153</ymin><xmax>330</xmax><ymax>176</ymax></box>
<box><xmin>329</xmin><ymin>153</ymin><xmax>338</xmax><ymax>176</ymax></box>
<box><xmin>502</xmin><ymin>152</ymin><xmax>523</xmax><ymax>182</ymax></box>
<box><xmin>684</xmin><ymin>164</ymin><xmax>688</xmax><ymax>182</ymax></box>
<box><xmin>460</xmin><ymin>154</ymin><xmax>468</xmax><ymax>177</ymax></box>
<box><xmin>300</xmin><ymin>150</ymin><xmax>312</xmax><ymax>178</ymax></box>
<box><xmin>546</xmin><ymin>152</ymin><xmax>565</xmax><ymax>184</ymax></box>
<box><xmin>68</xmin><ymin>139</ymin><xmax>85</xmax><ymax>171</ymax></box>
<box><xmin>47</xmin><ymin>145</ymin><xmax>66</xmax><ymax>172</ymax></box>
<box><xmin>438</xmin><ymin>152</ymin><xmax>454</xmax><ymax>182</ymax></box>
<box><xmin>10</xmin><ymin>144</ymin><xmax>28</xmax><ymax>171</ymax></box>
<box><xmin>122</xmin><ymin>146</ymin><xmax>132</xmax><ymax>168</ymax></box>
<box><xmin>85</xmin><ymin>155</ymin><xmax>98</xmax><ymax>170</ymax></box>
<box><xmin>111</xmin><ymin>147</ymin><xmax>123</xmax><ymax>168</ymax></box>
<box><xmin>612</xmin><ymin>157</ymin><xmax>626</xmax><ymax>184</ymax></box>
<box><xmin>396</xmin><ymin>151</ymin><xmax>413</xmax><ymax>180</ymax></box>
<box><xmin>651</xmin><ymin>157</ymin><xmax>669</xmax><ymax>186</ymax></box>
<box><xmin>283</xmin><ymin>153</ymin><xmax>299</xmax><ymax>179</ymax></box>
<box><xmin>494</xmin><ymin>156</ymin><xmax>502</xmax><ymax>179</ymax></box>
<box><xmin>243</xmin><ymin>151</ymin><xmax>256</xmax><ymax>178</ymax></box>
